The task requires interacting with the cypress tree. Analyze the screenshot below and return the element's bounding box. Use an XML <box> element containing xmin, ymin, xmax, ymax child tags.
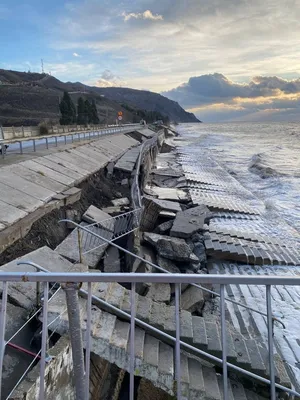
<box><xmin>77</xmin><ymin>97</ymin><xmax>86</xmax><ymax>125</ymax></box>
<box><xmin>91</xmin><ymin>100</ymin><xmax>100</xmax><ymax>124</ymax></box>
<box><xmin>59</xmin><ymin>91</ymin><xmax>76</xmax><ymax>125</ymax></box>
<box><xmin>84</xmin><ymin>100</ymin><xmax>93</xmax><ymax>124</ymax></box>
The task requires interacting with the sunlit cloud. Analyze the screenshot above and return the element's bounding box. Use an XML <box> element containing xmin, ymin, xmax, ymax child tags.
<box><xmin>72</xmin><ymin>52</ymin><xmax>81</xmax><ymax>57</ymax></box>
<box><xmin>122</xmin><ymin>10</ymin><xmax>163</xmax><ymax>22</ymax></box>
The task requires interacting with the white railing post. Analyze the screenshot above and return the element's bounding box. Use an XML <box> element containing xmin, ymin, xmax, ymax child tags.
<box><xmin>130</xmin><ymin>282</ymin><xmax>136</xmax><ymax>400</ymax></box>
<box><xmin>220</xmin><ymin>285</ymin><xmax>228</xmax><ymax>400</ymax></box>
<box><xmin>175</xmin><ymin>283</ymin><xmax>181</xmax><ymax>400</ymax></box>
<box><xmin>266</xmin><ymin>285</ymin><xmax>276</xmax><ymax>400</ymax></box>
<box><xmin>0</xmin><ymin>281</ymin><xmax>8</xmax><ymax>396</ymax></box>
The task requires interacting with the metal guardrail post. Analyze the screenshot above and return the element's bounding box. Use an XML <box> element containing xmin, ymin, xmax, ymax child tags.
<box><xmin>62</xmin><ymin>282</ymin><xmax>85</xmax><ymax>400</ymax></box>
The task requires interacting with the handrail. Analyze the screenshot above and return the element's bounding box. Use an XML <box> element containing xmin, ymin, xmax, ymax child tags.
<box><xmin>60</xmin><ymin>220</ymin><xmax>284</xmax><ymax>325</ymax></box>
<box><xmin>1</xmin><ymin>268</ymin><xmax>300</xmax><ymax>398</ymax></box>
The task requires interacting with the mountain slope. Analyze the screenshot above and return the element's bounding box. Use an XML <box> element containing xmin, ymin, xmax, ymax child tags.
<box><xmin>0</xmin><ymin>69</ymin><xmax>200</xmax><ymax>126</ymax></box>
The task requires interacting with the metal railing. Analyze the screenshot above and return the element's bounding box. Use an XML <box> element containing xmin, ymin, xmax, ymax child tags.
<box><xmin>73</xmin><ymin>209</ymin><xmax>143</xmax><ymax>263</ymax></box>
<box><xmin>0</xmin><ymin>124</ymin><xmax>140</xmax><ymax>159</ymax></box>
<box><xmin>1</xmin><ymin>271</ymin><xmax>300</xmax><ymax>400</ymax></box>
<box><xmin>67</xmin><ymin>220</ymin><xmax>284</xmax><ymax>327</ymax></box>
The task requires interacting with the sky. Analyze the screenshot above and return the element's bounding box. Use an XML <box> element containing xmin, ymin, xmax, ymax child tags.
<box><xmin>1</xmin><ymin>0</ymin><xmax>300</xmax><ymax>122</ymax></box>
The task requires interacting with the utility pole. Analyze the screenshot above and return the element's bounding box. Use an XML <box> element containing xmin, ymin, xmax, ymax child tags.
<box><xmin>41</xmin><ymin>59</ymin><xmax>44</xmax><ymax>74</ymax></box>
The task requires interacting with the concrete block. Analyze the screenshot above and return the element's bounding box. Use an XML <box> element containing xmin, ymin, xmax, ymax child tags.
<box><xmin>103</xmin><ymin>245</ymin><xmax>121</xmax><ymax>273</ymax></box>
<box><xmin>55</xmin><ymin>222</ymin><xmax>109</xmax><ymax>268</ymax></box>
<box><xmin>146</xmin><ymin>283</ymin><xmax>171</xmax><ymax>303</ymax></box>
<box><xmin>111</xmin><ymin>197</ymin><xmax>130</xmax><ymax>207</ymax></box>
<box><xmin>180</xmin><ymin>285</ymin><xmax>205</xmax><ymax>313</ymax></box>
<box><xmin>0</xmin><ymin>246</ymin><xmax>77</xmax><ymax>310</ymax></box>
<box><xmin>83</xmin><ymin>205</ymin><xmax>112</xmax><ymax>226</ymax></box>
<box><xmin>63</xmin><ymin>187</ymin><xmax>82</xmax><ymax>205</ymax></box>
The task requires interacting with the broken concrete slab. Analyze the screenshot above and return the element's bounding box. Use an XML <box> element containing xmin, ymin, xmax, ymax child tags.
<box><xmin>151</xmin><ymin>168</ymin><xmax>183</xmax><ymax>178</ymax></box>
<box><xmin>0</xmin><ymin>246</ymin><xmax>85</xmax><ymax>310</ymax></box>
<box><xmin>180</xmin><ymin>285</ymin><xmax>205</xmax><ymax>314</ymax></box>
<box><xmin>154</xmin><ymin>220</ymin><xmax>173</xmax><ymax>235</ymax></box>
<box><xmin>156</xmin><ymin>256</ymin><xmax>181</xmax><ymax>274</ymax></box>
<box><xmin>146</xmin><ymin>283</ymin><xmax>171</xmax><ymax>303</ymax></box>
<box><xmin>83</xmin><ymin>205</ymin><xmax>112</xmax><ymax>226</ymax></box>
<box><xmin>103</xmin><ymin>246</ymin><xmax>121</xmax><ymax>273</ymax></box>
<box><xmin>170</xmin><ymin>205</ymin><xmax>211</xmax><ymax>239</ymax></box>
<box><xmin>55</xmin><ymin>222</ymin><xmax>109</xmax><ymax>268</ymax></box>
<box><xmin>63</xmin><ymin>187</ymin><xmax>82</xmax><ymax>205</ymax></box>
<box><xmin>141</xmin><ymin>196</ymin><xmax>181</xmax><ymax>231</ymax></box>
<box><xmin>145</xmin><ymin>186</ymin><xmax>188</xmax><ymax>202</ymax></box>
<box><xmin>143</xmin><ymin>232</ymin><xmax>193</xmax><ymax>262</ymax></box>
<box><xmin>112</xmin><ymin>198</ymin><xmax>130</xmax><ymax>207</ymax></box>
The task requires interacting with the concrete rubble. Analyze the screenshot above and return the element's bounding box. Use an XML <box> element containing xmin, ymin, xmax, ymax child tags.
<box><xmin>143</xmin><ymin>232</ymin><xmax>195</xmax><ymax>262</ymax></box>
<box><xmin>170</xmin><ymin>204</ymin><xmax>211</xmax><ymax>239</ymax></box>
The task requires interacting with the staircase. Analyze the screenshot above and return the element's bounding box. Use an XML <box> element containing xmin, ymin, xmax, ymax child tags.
<box><xmin>48</xmin><ymin>291</ymin><xmax>270</xmax><ymax>400</ymax></box>
<box><xmin>44</xmin><ymin>278</ymin><xmax>291</xmax><ymax>399</ymax></box>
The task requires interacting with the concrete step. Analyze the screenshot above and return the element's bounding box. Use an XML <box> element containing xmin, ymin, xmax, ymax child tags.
<box><xmin>81</xmin><ymin>279</ymin><xmax>289</xmax><ymax>389</ymax></box>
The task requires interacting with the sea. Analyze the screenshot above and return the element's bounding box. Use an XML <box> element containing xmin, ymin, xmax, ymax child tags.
<box><xmin>177</xmin><ymin>122</ymin><xmax>300</xmax><ymax>233</ymax></box>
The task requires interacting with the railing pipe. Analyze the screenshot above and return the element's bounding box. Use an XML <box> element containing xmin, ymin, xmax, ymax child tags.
<box><xmin>266</xmin><ymin>285</ymin><xmax>276</xmax><ymax>400</ymax></box>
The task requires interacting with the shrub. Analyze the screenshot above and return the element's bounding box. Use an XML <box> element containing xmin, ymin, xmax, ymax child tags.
<box><xmin>38</xmin><ymin>121</ymin><xmax>49</xmax><ymax>135</ymax></box>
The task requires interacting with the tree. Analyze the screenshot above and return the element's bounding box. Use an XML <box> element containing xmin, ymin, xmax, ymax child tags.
<box><xmin>84</xmin><ymin>100</ymin><xmax>93</xmax><ymax>124</ymax></box>
<box><xmin>59</xmin><ymin>91</ymin><xmax>76</xmax><ymax>125</ymax></box>
<box><xmin>77</xmin><ymin>97</ymin><xmax>87</xmax><ymax>125</ymax></box>
<box><xmin>90</xmin><ymin>100</ymin><xmax>100</xmax><ymax>124</ymax></box>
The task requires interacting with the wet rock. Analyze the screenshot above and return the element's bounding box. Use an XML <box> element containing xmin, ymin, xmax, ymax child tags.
<box><xmin>154</xmin><ymin>220</ymin><xmax>173</xmax><ymax>235</ymax></box>
<box><xmin>143</xmin><ymin>232</ymin><xmax>193</xmax><ymax>262</ymax></box>
<box><xmin>170</xmin><ymin>204</ymin><xmax>210</xmax><ymax>239</ymax></box>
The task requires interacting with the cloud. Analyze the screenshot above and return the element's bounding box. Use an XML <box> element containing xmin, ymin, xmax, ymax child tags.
<box><xmin>73</xmin><ymin>52</ymin><xmax>81</xmax><ymax>57</ymax></box>
<box><xmin>93</xmin><ymin>69</ymin><xmax>127</xmax><ymax>88</ymax></box>
<box><xmin>50</xmin><ymin>0</ymin><xmax>300</xmax><ymax>94</ymax></box>
<box><xmin>122</xmin><ymin>10</ymin><xmax>163</xmax><ymax>22</ymax></box>
<box><xmin>163</xmin><ymin>73</ymin><xmax>300</xmax><ymax>122</ymax></box>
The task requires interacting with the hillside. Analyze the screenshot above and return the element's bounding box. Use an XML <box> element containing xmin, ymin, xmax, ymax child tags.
<box><xmin>0</xmin><ymin>69</ymin><xmax>200</xmax><ymax>126</ymax></box>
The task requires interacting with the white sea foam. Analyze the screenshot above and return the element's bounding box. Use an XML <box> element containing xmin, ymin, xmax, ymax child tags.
<box><xmin>178</xmin><ymin>122</ymin><xmax>300</xmax><ymax>232</ymax></box>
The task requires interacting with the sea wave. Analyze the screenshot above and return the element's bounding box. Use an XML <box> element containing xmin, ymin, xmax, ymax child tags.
<box><xmin>248</xmin><ymin>153</ymin><xmax>278</xmax><ymax>179</ymax></box>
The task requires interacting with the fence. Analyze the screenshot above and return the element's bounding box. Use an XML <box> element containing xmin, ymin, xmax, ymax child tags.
<box><xmin>0</xmin><ymin>270</ymin><xmax>300</xmax><ymax>400</ymax></box>
<box><xmin>0</xmin><ymin>123</ymin><xmax>139</xmax><ymax>141</ymax></box>
<box><xmin>0</xmin><ymin>124</ymin><xmax>141</xmax><ymax>159</ymax></box>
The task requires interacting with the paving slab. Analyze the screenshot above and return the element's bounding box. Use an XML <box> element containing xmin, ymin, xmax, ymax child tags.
<box><xmin>170</xmin><ymin>205</ymin><xmax>210</xmax><ymax>238</ymax></box>
<box><xmin>21</xmin><ymin>159</ymin><xmax>73</xmax><ymax>186</ymax></box>
<box><xmin>67</xmin><ymin>149</ymin><xmax>101</xmax><ymax>171</ymax></box>
<box><xmin>0</xmin><ymin>199</ymin><xmax>28</xmax><ymax>226</ymax></box>
<box><xmin>82</xmin><ymin>205</ymin><xmax>112</xmax><ymax>225</ymax></box>
<box><xmin>9</xmin><ymin>163</ymin><xmax>67</xmax><ymax>193</ymax></box>
<box><xmin>33</xmin><ymin>156</ymin><xmax>84</xmax><ymax>181</ymax></box>
<box><xmin>52</xmin><ymin>151</ymin><xmax>98</xmax><ymax>174</ymax></box>
<box><xmin>146</xmin><ymin>186</ymin><xmax>188</xmax><ymax>202</ymax></box>
<box><xmin>43</xmin><ymin>153</ymin><xmax>91</xmax><ymax>176</ymax></box>
<box><xmin>55</xmin><ymin>222</ymin><xmax>109</xmax><ymax>268</ymax></box>
<box><xmin>114</xmin><ymin>146</ymin><xmax>141</xmax><ymax>172</ymax></box>
<box><xmin>0</xmin><ymin>168</ymin><xmax>55</xmax><ymax>202</ymax></box>
<box><xmin>80</xmin><ymin>144</ymin><xmax>113</xmax><ymax>163</ymax></box>
<box><xmin>0</xmin><ymin>246</ymin><xmax>77</xmax><ymax>310</ymax></box>
<box><xmin>0</xmin><ymin>181</ymin><xmax>43</xmax><ymax>213</ymax></box>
